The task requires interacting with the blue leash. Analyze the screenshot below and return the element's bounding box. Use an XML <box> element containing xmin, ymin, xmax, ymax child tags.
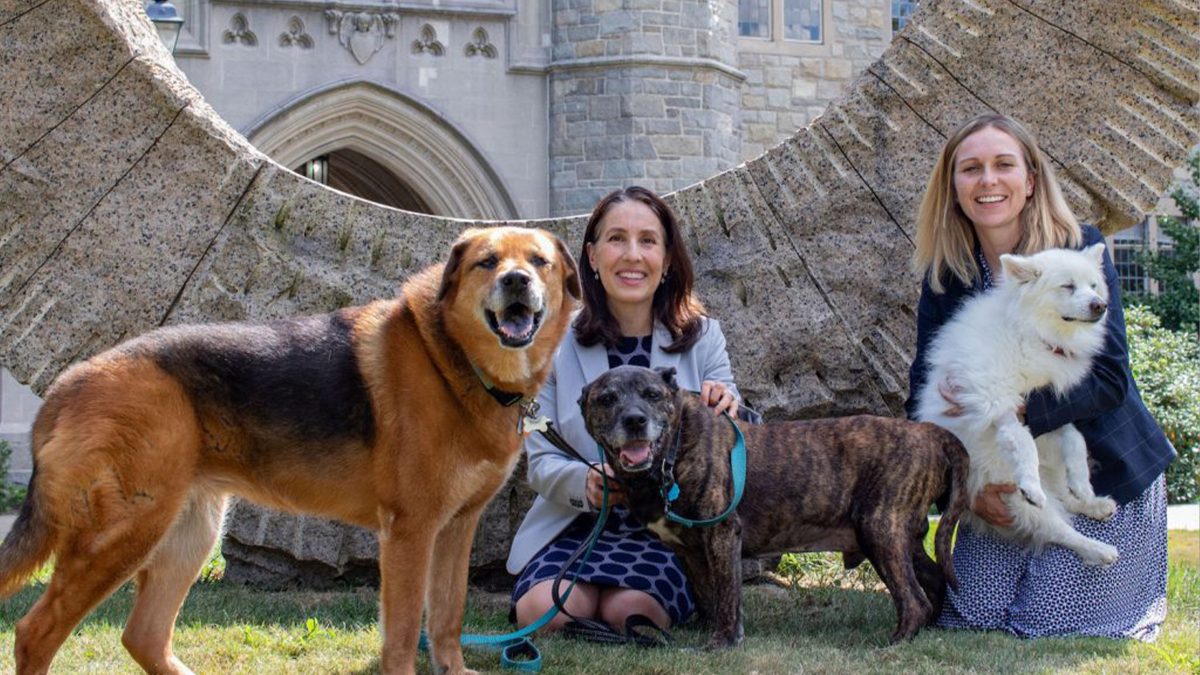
<box><xmin>418</xmin><ymin>454</ymin><xmax>614</xmax><ymax>671</ymax></box>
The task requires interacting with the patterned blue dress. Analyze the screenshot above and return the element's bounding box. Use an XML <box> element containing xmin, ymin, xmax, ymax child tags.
<box><xmin>510</xmin><ymin>335</ymin><xmax>696</xmax><ymax>625</ymax></box>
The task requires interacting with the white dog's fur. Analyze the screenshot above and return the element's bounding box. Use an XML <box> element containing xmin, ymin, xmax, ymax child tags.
<box><xmin>917</xmin><ymin>243</ymin><xmax>1119</xmax><ymax>567</ymax></box>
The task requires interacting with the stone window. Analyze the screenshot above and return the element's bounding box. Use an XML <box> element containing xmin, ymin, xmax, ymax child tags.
<box><xmin>739</xmin><ymin>0</ymin><xmax>771</xmax><ymax>38</ymax></box>
<box><xmin>1110</xmin><ymin>216</ymin><xmax>1177</xmax><ymax>295</ymax></box>
<box><xmin>740</xmin><ymin>0</ymin><xmax>821</xmax><ymax>43</ymax></box>
<box><xmin>783</xmin><ymin>0</ymin><xmax>821</xmax><ymax>42</ymax></box>
<box><xmin>892</xmin><ymin>0</ymin><xmax>918</xmax><ymax>35</ymax></box>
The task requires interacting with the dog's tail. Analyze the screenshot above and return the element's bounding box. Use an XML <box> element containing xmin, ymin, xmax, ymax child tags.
<box><xmin>936</xmin><ymin>432</ymin><xmax>971</xmax><ymax>592</ymax></box>
<box><xmin>0</xmin><ymin>466</ymin><xmax>56</xmax><ymax>598</ymax></box>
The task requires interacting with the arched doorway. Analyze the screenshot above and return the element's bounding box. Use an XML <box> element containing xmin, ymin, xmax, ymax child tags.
<box><xmin>294</xmin><ymin>149</ymin><xmax>432</xmax><ymax>214</ymax></box>
<box><xmin>246</xmin><ymin>80</ymin><xmax>517</xmax><ymax>219</ymax></box>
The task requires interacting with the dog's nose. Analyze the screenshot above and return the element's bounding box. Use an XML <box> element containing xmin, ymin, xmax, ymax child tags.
<box><xmin>501</xmin><ymin>270</ymin><xmax>531</xmax><ymax>289</ymax></box>
<box><xmin>622</xmin><ymin>412</ymin><xmax>647</xmax><ymax>432</ymax></box>
<box><xmin>1089</xmin><ymin>298</ymin><xmax>1107</xmax><ymax>317</ymax></box>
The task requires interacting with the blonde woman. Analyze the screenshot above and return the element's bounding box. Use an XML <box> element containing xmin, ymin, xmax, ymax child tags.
<box><xmin>906</xmin><ymin>114</ymin><xmax>1175</xmax><ymax>639</ymax></box>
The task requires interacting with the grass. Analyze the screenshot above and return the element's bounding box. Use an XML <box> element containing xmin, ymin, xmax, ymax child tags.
<box><xmin>0</xmin><ymin>531</ymin><xmax>1197</xmax><ymax>674</ymax></box>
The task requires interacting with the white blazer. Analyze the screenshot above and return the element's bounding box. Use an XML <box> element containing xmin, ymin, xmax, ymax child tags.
<box><xmin>506</xmin><ymin>317</ymin><xmax>739</xmax><ymax>574</ymax></box>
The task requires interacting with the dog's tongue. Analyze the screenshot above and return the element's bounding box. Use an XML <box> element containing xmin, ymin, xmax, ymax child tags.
<box><xmin>498</xmin><ymin>305</ymin><xmax>534</xmax><ymax>339</ymax></box>
<box><xmin>619</xmin><ymin>440</ymin><xmax>652</xmax><ymax>467</ymax></box>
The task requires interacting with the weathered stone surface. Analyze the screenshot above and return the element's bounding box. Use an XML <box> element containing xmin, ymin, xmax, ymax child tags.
<box><xmin>0</xmin><ymin>0</ymin><xmax>1196</xmax><ymax>586</ymax></box>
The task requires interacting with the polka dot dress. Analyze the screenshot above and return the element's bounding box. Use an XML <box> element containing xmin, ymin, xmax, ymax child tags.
<box><xmin>938</xmin><ymin>475</ymin><xmax>1168</xmax><ymax>640</ymax></box>
<box><xmin>511</xmin><ymin>334</ymin><xmax>696</xmax><ymax>625</ymax></box>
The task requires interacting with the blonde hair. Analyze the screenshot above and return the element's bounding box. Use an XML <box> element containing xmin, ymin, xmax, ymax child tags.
<box><xmin>912</xmin><ymin>113</ymin><xmax>1081</xmax><ymax>293</ymax></box>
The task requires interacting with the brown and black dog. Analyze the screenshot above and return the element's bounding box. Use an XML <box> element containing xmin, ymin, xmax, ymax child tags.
<box><xmin>580</xmin><ymin>366</ymin><xmax>969</xmax><ymax>647</ymax></box>
<box><xmin>0</xmin><ymin>227</ymin><xmax>579</xmax><ymax>675</ymax></box>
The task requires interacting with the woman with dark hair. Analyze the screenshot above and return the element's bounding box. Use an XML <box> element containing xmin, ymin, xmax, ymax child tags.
<box><xmin>908</xmin><ymin>113</ymin><xmax>1174</xmax><ymax>639</ymax></box>
<box><xmin>506</xmin><ymin>186</ymin><xmax>742</xmax><ymax>636</ymax></box>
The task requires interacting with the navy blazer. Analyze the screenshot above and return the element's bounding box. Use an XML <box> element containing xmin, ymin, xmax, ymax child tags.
<box><xmin>905</xmin><ymin>225</ymin><xmax>1175</xmax><ymax>505</ymax></box>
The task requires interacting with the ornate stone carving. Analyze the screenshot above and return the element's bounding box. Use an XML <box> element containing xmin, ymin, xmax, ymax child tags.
<box><xmin>464</xmin><ymin>27</ymin><xmax>497</xmax><ymax>58</ymax></box>
<box><xmin>222</xmin><ymin>13</ymin><xmax>257</xmax><ymax>47</ymax></box>
<box><xmin>324</xmin><ymin>10</ymin><xmax>399</xmax><ymax>65</ymax></box>
<box><xmin>412</xmin><ymin>24</ymin><xmax>445</xmax><ymax>56</ymax></box>
<box><xmin>278</xmin><ymin>16</ymin><xmax>313</xmax><ymax>50</ymax></box>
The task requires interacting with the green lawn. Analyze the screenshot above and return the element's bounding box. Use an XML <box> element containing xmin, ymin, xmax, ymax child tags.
<box><xmin>0</xmin><ymin>531</ymin><xmax>1196</xmax><ymax>674</ymax></box>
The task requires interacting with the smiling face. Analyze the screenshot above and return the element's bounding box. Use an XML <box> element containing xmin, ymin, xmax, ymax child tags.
<box><xmin>952</xmin><ymin>125</ymin><xmax>1035</xmax><ymax>239</ymax></box>
<box><xmin>586</xmin><ymin>200</ymin><xmax>669</xmax><ymax>331</ymax></box>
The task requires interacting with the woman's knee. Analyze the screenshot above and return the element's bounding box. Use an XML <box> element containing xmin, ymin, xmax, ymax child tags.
<box><xmin>515</xmin><ymin>580</ymin><xmax>600</xmax><ymax>631</ymax></box>
<box><xmin>597</xmin><ymin>588</ymin><xmax>671</xmax><ymax>630</ymax></box>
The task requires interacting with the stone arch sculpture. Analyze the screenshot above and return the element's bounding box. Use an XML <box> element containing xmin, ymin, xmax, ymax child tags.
<box><xmin>1</xmin><ymin>0</ymin><xmax>1196</xmax><ymax>585</ymax></box>
<box><xmin>245</xmin><ymin>80</ymin><xmax>518</xmax><ymax>219</ymax></box>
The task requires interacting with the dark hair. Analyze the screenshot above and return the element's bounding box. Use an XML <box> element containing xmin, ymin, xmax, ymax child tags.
<box><xmin>574</xmin><ymin>186</ymin><xmax>705</xmax><ymax>353</ymax></box>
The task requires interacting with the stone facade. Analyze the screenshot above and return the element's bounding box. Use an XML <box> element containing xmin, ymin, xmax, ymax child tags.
<box><xmin>737</xmin><ymin>0</ymin><xmax>890</xmax><ymax>160</ymax></box>
<box><xmin>547</xmin><ymin>0</ymin><xmax>745</xmax><ymax>214</ymax></box>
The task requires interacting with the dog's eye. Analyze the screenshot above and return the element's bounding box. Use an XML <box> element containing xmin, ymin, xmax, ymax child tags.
<box><xmin>643</xmin><ymin>388</ymin><xmax>662</xmax><ymax>401</ymax></box>
<box><xmin>1090</xmin><ymin>283</ymin><xmax>1098</xmax><ymax>290</ymax></box>
<box><xmin>530</xmin><ymin>254</ymin><xmax>549</xmax><ymax>268</ymax></box>
<box><xmin>1061</xmin><ymin>283</ymin><xmax>1076</xmax><ymax>292</ymax></box>
<box><xmin>596</xmin><ymin>392</ymin><xmax>618</xmax><ymax>406</ymax></box>
<box><xmin>476</xmin><ymin>255</ymin><xmax>499</xmax><ymax>270</ymax></box>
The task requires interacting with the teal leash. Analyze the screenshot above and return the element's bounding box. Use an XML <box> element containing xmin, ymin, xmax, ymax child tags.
<box><xmin>662</xmin><ymin>411</ymin><xmax>746</xmax><ymax>528</ymax></box>
<box><xmin>419</xmin><ymin>445</ymin><xmax>614</xmax><ymax>672</ymax></box>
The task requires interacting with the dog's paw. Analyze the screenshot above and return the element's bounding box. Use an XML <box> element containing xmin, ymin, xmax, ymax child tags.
<box><xmin>1018</xmin><ymin>484</ymin><xmax>1047</xmax><ymax>509</ymax></box>
<box><xmin>1080</xmin><ymin>542</ymin><xmax>1120</xmax><ymax>568</ymax></box>
<box><xmin>1081</xmin><ymin>496</ymin><xmax>1118</xmax><ymax>521</ymax></box>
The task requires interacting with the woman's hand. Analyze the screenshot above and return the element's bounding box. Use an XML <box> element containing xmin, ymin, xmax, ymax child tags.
<box><xmin>586</xmin><ymin>463</ymin><xmax>625</xmax><ymax>509</ymax></box>
<box><xmin>972</xmin><ymin>483</ymin><xmax>1017</xmax><ymax>527</ymax></box>
<box><xmin>700</xmin><ymin>380</ymin><xmax>739</xmax><ymax>419</ymax></box>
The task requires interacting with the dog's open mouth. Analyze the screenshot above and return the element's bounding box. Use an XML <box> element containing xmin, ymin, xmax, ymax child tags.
<box><xmin>486</xmin><ymin>303</ymin><xmax>544</xmax><ymax>347</ymax></box>
<box><xmin>618</xmin><ymin>440</ymin><xmax>655</xmax><ymax>472</ymax></box>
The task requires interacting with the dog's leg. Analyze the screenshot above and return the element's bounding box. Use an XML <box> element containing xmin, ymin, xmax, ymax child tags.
<box><xmin>378</xmin><ymin>509</ymin><xmax>434</xmax><ymax>675</ymax></box>
<box><xmin>993</xmin><ymin>410</ymin><xmax>1046</xmax><ymax>508</ymax></box>
<box><xmin>424</xmin><ymin>506</ymin><xmax>485</xmax><ymax>675</ymax></box>
<box><xmin>1018</xmin><ymin>504</ymin><xmax>1119</xmax><ymax>567</ymax></box>
<box><xmin>122</xmin><ymin>488</ymin><xmax>227</xmax><ymax>675</ymax></box>
<box><xmin>910</xmin><ymin>527</ymin><xmax>946</xmax><ymax>623</ymax></box>
<box><xmin>14</xmin><ymin>477</ymin><xmax>192</xmax><ymax>674</ymax></box>
<box><xmin>1046</xmin><ymin>426</ymin><xmax>1117</xmax><ymax>521</ymax></box>
<box><xmin>699</xmin><ymin>523</ymin><xmax>744</xmax><ymax>650</ymax></box>
<box><xmin>859</xmin><ymin>519</ymin><xmax>930</xmax><ymax>643</ymax></box>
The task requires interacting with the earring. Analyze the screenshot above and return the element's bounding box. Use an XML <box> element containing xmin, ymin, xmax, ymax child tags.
<box><xmin>593</xmin><ymin>271</ymin><xmax>599</xmax><ymax>280</ymax></box>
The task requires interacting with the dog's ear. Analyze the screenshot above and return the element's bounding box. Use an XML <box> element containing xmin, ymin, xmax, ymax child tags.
<box><xmin>655</xmin><ymin>367</ymin><xmax>679</xmax><ymax>391</ymax></box>
<box><xmin>577</xmin><ymin>381</ymin><xmax>593</xmax><ymax>421</ymax></box>
<box><xmin>999</xmin><ymin>253</ymin><xmax>1041</xmax><ymax>285</ymax></box>
<box><xmin>437</xmin><ymin>236</ymin><xmax>473</xmax><ymax>302</ymax></box>
<box><xmin>554</xmin><ymin>235</ymin><xmax>582</xmax><ymax>301</ymax></box>
<box><xmin>1082</xmin><ymin>242</ymin><xmax>1106</xmax><ymax>267</ymax></box>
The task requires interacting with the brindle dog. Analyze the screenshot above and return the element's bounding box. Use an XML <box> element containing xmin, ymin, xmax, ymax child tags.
<box><xmin>579</xmin><ymin>366</ymin><xmax>970</xmax><ymax>647</ymax></box>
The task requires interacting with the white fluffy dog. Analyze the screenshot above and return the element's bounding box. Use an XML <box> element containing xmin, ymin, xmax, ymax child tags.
<box><xmin>916</xmin><ymin>243</ymin><xmax>1119</xmax><ymax>567</ymax></box>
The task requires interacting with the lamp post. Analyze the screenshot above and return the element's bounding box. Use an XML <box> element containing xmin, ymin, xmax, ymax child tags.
<box><xmin>145</xmin><ymin>0</ymin><xmax>184</xmax><ymax>54</ymax></box>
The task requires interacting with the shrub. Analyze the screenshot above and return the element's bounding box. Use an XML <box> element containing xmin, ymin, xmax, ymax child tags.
<box><xmin>0</xmin><ymin>440</ymin><xmax>29</xmax><ymax>512</ymax></box>
<box><xmin>1126</xmin><ymin>306</ymin><xmax>1200</xmax><ymax>503</ymax></box>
